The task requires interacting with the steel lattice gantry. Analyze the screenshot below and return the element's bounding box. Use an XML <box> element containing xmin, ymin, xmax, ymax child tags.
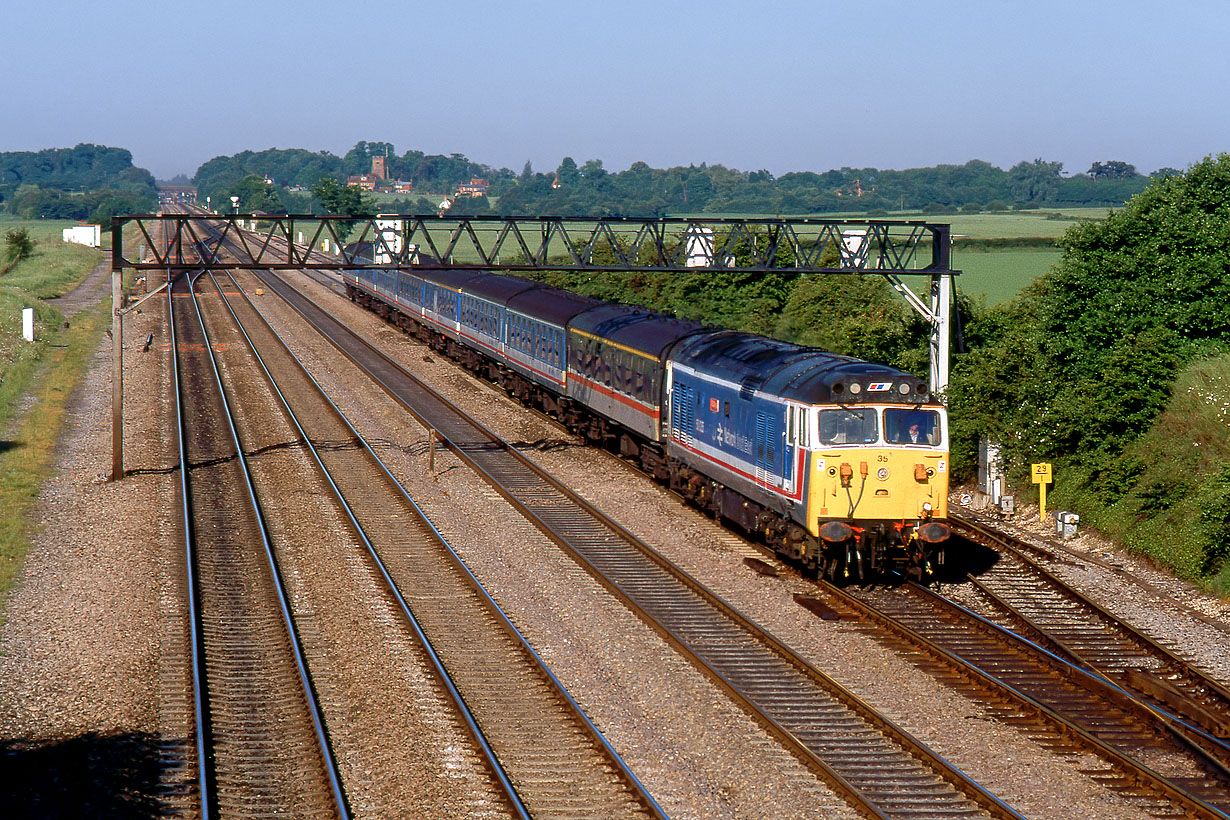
<box><xmin>112</xmin><ymin>213</ymin><xmax>958</xmax><ymax>395</ymax></box>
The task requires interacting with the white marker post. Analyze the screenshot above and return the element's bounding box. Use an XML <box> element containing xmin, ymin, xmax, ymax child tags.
<box><xmin>22</xmin><ymin>307</ymin><xmax>34</xmax><ymax>341</ymax></box>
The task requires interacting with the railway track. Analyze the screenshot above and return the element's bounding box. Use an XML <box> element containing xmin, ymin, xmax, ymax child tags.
<box><xmin>205</xmin><ymin>265</ymin><xmax>664</xmax><ymax>819</ymax></box>
<box><xmin>951</xmin><ymin>514</ymin><xmax>1230</xmax><ymax>744</ymax></box>
<box><xmin>823</xmin><ymin>579</ymin><xmax>1230</xmax><ymax>818</ymax></box>
<box><xmin>247</xmin><ymin>264</ymin><xmax>1025</xmax><ymax>820</ymax></box>
<box><xmin>175</xmin><ymin>217</ymin><xmax>665</xmax><ymax>816</ymax></box>
<box><xmin>170</xmin><ymin>270</ymin><xmax>348</xmax><ymax>818</ymax></box>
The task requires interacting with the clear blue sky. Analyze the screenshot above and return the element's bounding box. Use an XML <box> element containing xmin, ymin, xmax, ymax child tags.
<box><xmin>5</xmin><ymin>0</ymin><xmax>1228</xmax><ymax>181</ymax></box>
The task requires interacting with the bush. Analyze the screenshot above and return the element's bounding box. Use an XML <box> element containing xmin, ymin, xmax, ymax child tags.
<box><xmin>4</xmin><ymin>228</ymin><xmax>35</xmax><ymax>265</ymax></box>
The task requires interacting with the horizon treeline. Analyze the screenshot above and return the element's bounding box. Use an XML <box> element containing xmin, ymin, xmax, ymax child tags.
<box><xmin>0</xmin><ymin>140</ymin><xmax>1179</xmax><ymax>222</ymax></box>
<box><xmin>192</xmin><ymin>141</ymin><xmax>1167</xmax><ymax>218</ymax></box>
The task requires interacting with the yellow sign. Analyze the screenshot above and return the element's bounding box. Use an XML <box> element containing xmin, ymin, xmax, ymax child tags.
<box><xmin>1031</xmin><ymin>462</ymin><xmax>1053</xmax><ymax>521</ymax></box>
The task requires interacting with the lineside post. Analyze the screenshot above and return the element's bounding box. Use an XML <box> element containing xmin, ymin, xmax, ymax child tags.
<box><xmin>111</xmin><ymin>264</ymin><xmax>123</xmax><ymax>481</ymax></box>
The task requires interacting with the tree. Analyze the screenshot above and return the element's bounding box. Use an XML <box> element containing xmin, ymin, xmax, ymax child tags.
<box><xmin>1088</xmin><ymin>160</ymin><xmax>1139</xmax><ymax>180</ymax></box>
<box><xmin>310</xmin><ymin>176</ymin><xmax>375</xmax><ymax>237</ymax></box>
<box><xmin>580</xmin><ymin>159</ymin><xmax>606</xmax><ymax>181</ymax></box>
<box><xmin>556</xmin><ymin>157</ymin><xmax>580</xmax><ymax>186</ymax></box>
<box><xmin>226</xmin><ymin>174</ymin><xmax>284</xmax><ymax>214</ymax></box>
<box><xmin>683</xmin><ymin>172</ymin><xmax>715</xmax><ymax>211</ymax></box>
<box><xmin>1008</xmin><ymin>158</ymin><xmax>1064</xmax><ymax>203</ymax></box>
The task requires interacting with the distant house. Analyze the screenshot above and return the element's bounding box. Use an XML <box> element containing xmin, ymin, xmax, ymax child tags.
<box><xmin>346</xmin><ymin>175</ymin><xmax>378</xmax><ymax>190</ymax></box>
<box><xmin>455</xmin><ymin>178</ymin><xmax>489</xmax><ymax>198</ymax></box>
<box><xmin>393</xmin><ymin>180</ymin><xmax>414</xmax><ymax>193</ymax></box>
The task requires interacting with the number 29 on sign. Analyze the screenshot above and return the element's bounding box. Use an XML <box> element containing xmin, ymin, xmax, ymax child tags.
<box><xmin>1031</xmin><ymin>463</ymin><xmax>1053</xmax><ymax>522</ymax></box>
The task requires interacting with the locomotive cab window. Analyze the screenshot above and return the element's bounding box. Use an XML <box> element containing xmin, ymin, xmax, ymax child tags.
<box><xmin>787</xmin><ymin>405</ymin><xmax>809</xmax><ymax>446</ymax></box>
<box><xmin>884</xmin><ymin>408</ymin><xmax>942</xmax><ymax>446</ymax></box>
<box><xmin>817</xmin><ymin>408</ymin><xmax>879</xmax><ymax>445</ymax></box>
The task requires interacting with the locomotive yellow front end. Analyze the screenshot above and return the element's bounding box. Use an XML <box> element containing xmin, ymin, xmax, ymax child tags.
<box><xmin>806</xmin><ymin>403</ymin><xmax>951</xmax><ymax>581</ymax></box>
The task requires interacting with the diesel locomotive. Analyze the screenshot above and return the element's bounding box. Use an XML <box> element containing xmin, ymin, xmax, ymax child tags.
<box><xmin>342</xmin><ymin>265</ymin><xmax>950</xmax><ymax>581</ymax></box>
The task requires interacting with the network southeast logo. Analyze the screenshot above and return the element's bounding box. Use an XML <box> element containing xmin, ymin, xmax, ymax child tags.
<box><xmin>868</xmin><ymin>382</ymin><xmax>891</xmax><ymax>391</ymax></box>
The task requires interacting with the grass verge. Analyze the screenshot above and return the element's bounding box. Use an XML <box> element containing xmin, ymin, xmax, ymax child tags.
<box><xmin>0</xmin><ymin>297</ymin><xmax>109</xmax><ymax>612</ymax></box>
<box><xmin>0</xmin><ymin>219</ymin><xmax>108</xmax><ymax>614</ymax></box>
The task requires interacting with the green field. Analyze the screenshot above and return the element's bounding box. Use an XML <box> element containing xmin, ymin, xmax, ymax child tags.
<box><xmin>951</xmin><ymin>248</ymin><xmax>1063</xmax><ymax>305</ymax></box>
<box><xmin>927</xmin><ymin>208</ymin><xmax>1109</xmax><ymax>239</ymax></box>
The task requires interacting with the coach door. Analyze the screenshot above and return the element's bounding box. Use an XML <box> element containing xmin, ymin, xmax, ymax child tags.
<box><xmin>781</xmin><ymin>404</ymin><xmax>804</xmax><ymax>496</ymax></box>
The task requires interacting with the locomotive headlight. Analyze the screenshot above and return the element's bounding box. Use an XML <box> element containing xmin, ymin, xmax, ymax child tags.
<box><xmin>849</xmin><ymin>382</ymin><xmax>862</xmax><ymax>395</ymax></box>
<box><xmin>922</xmin><ymin>502</ymin><xmax>932</xmax><ymax>512</ymax></box>
<box><xmin>898</xmin><ymin>383</ymin><xmax>910</xmax><ymax>395</ymax></box>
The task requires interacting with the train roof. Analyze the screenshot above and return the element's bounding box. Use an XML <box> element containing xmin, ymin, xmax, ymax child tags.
<box><xmin>671</xmin><ymin>331</ymin><xmax>931</xmax><ymax>404</ymax></box>
<box><xmin>568</xmin><ymin>304</ymin><xmax>710</xmax><ymax>360</ymax></box>
<box><xmin>418</xmin><ymin>268</ymin><xmax>487</xmax><ymax>291</ymax></box>
<box><xmin>505</xmin><ymin>284</ymin><xmax>602</xmax><ymax>325</ymax></box>
<box><xmin>459</xmin><ymin>271</ymin><xmax>541</xmax><ymax>304</ymax></box>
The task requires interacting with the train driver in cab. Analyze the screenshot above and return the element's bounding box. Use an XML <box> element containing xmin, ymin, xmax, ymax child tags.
<box><xmin>888</xmin><ymin>409</ymin><xmax>938</xmax><ymax>445</ymax></box>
